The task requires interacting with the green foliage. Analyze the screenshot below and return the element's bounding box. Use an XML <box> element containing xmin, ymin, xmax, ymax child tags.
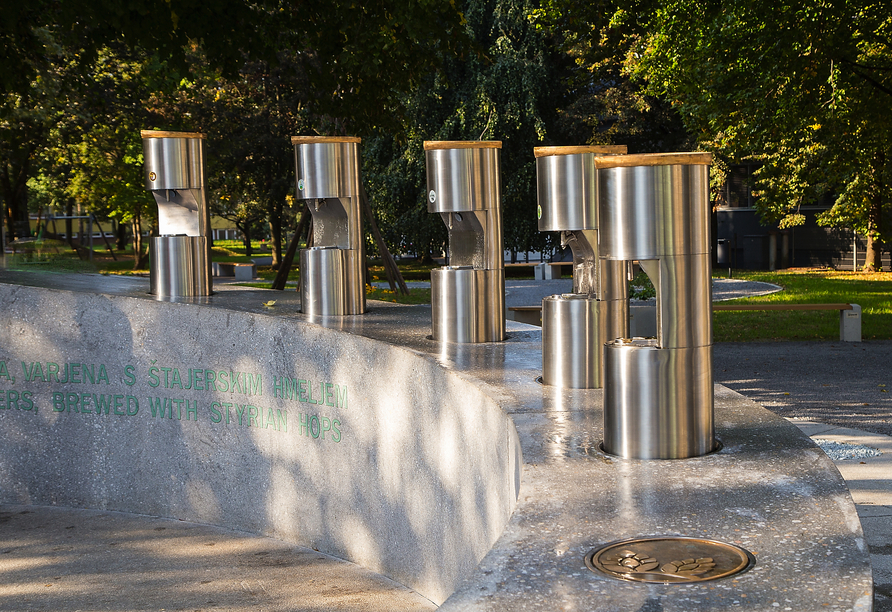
<box><xmin>19</xmin><ymin>41</ymin><xmax>163</xmax><ymax>264</ymax></box>
<box><xmin>633</xmin><ymin>0</ymin><xmax>892</xmax><ymax>267</ymax></box>
<box><xmin>364</xmin><ymin>0</ymin><xmax>583</xmax><ymax>259</ymax></box>
<box><xmin>777</xmin><ymin>213</ymin><xmax>806</xmax><ymax>230</ymax></box>
<box><xmin>366</xmin><ymin>286</ymin><xmax>433</xmax><ymax>305</ymax></box>
<box><xmin>154</xmin><ymin>49</ymin><xmax>313</xmax><ymax>261</ymax></box>
<box><xmin>0</xmin><ymin>0</ymin><xmax>277</xmax><ymax>94</ymax></box>
<box><xmin>714</xmin><ymin>270</ymin><xmax>892</xmax><ymax>341</ymax></box>
<box><xmin>629</xmin><ymin>270</ymin><xmax>655</xmax><ymax>299</ymax></box>
<box><xmin>532</xmin><ymin>0</ymin><xmax>692</xmax><ymax>153</ymax></box>
<box><xmin>5</xmin><ymin>0</ymin><xmax>470</xmax><ymax>263</ymax></box>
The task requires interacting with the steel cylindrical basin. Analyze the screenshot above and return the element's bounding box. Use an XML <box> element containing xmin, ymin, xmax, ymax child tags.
<box><xmin>150</xmin><ymin>235</ymin><xmax>211</xmax><ymax>298</ymax></box>
<box><xmin>602</xmin><ymin>339</ymin><xmax>715</xmax><ymax>459</ymax></box>
<box><xmin>541</xmin><ymin>294</ymin><xmax>628</xmax><ymax>388</ymax></box>
<box><xmin>431</xmin><ymin>267</ymin><xmax>505</xmax><ymax>343</ymax></box>
<box><xmin>301</xmin><ymin>246</ymin><xmax>347</xmax><ymax>316</ymax></box>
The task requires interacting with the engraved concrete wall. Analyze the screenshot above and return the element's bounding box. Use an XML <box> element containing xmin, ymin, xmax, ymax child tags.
<box><xmin>0</xmin><ymin>282</ymin><xmax>521</xmax><ymax>605</ymax></box>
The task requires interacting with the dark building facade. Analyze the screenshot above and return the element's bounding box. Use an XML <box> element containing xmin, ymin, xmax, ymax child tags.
<box><xmin>714</xmin><ymin>163</ymin><xmax>890</xmax><ymax>270</ymax></box>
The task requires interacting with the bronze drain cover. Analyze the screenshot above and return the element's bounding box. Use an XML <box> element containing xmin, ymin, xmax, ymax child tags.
<box><xmin>585</xmin><ymin>536</ymin><xmax>755</xmax><ymax>584</ymax></box>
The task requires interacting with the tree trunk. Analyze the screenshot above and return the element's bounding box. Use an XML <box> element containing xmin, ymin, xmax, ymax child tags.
<box><xmin>360</xmin><ymin>187</ymin><xmax>409</xmax><ymax>294</ymax></box>
<box><xmin>1</xmin><ymin>158</ymin><xmax>31</xmax><ymax>240</ymax></box>
<box><xmin>132</xmin><ymin>214</ymin><xmax>149</xmax><ymax>270</ymax></box>
<box><xmin>66</xmin><ymin>198</ymin><xmax>75</xmax><ymax>247</ymax></box>
<box><xmin>268</xmin><ymin>203</ymin><xmax>283</xmax><ymax>269</ymax></box>
<box><xmin>2</xmin><ymin>192</ymin><xmax>9</xmax><ymax>245</ymax></box>
<box><xmin>864</xmin><ymin>196</ymin><xmax>883</xmax><ymax>271</ymax></box>
<box><xmin>116</xmin><ymin>221</ymin><xmax>128</xmax><ymax>251</ymax></box>
<box><xmin>271</xmin><ymin>203</ymin><xmax>311</xmax><ymax>290</ymax></box>
<box><xmin>864</xmin><ymin>152</ymin><xmax>886</xmax><ymax>272</ymax></box>
<box><xmin>241</xmin><ymin>224</ymin><xmax>253</xmax><ymax>256</ymax></box>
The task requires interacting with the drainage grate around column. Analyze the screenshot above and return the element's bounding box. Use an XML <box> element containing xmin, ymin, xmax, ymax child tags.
<box><xmin>585</xmin><ymin>536</ymin><xmax>755</xmax><ymax>584</ymax></box>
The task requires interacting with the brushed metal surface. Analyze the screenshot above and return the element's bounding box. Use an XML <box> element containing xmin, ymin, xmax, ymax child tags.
<box><xmin>149</xmin><ymin>236</ymin><xmax>211</xmax><ymax>298</ymax></box>
<box><xmin>600</xmin><ymin>259</ymin><xmax>629</xmax><ymax>304</ymax></box>
<box><xmin>645</xmin><ymin>254</ymin><xmax>713</xmax><ymax>350</ymax></box>
<box><xmin>426</xmin><ymin>143</ymin><xmax>505</xmax><ymax>342</ymax></box>
<box><xmin>293</xmin><ymin>141</ymin><xmax>361</xmax><ymax>199</ymax></box>
<box><xmin>292</xmin><ymin>139</ymin><xmax>366</xmax><ymax>315</ymax></box>
<box><xmin>300</xmin><ymin>247</ymin><xmax>347</xmax><ymax>316</ymax></box>
<box><xmin>534</xmin><ymin>148</ymin><xmax>633</xmax><ymax>388</ymax></box>
<box><xmin>143</xmin><ymin>135</ymin><xmax>204</xmax><ymax>191</ymax></box>
<box><xmin>596</xmin><ymin>157</ymin><xmax>714</xmax><ymax>458</ymax></box>
<box><xmin>541</xmin><ymin>295</ymin><xmax>628</xmax><ymax>389</ymax></box>
<box><xmin>151</xmin><ymin>189</ymin><xmax>202</xmax><ymax>237</ymax></box>
<box><xmin>440</xmin><ymin>210</ymin><xmax>498</xmax><ymax>270</ymax></box>
<box><xmin>562</xmin><ymin>229</ymin><xmax>599</xmax><ymax>296</ymax></box>
<box><xmin>542</xmin><ymin>295</ymin><xmax>600</xmax><ymax>388</ymax></box>
<box><xmin>603</xmin><ymin>340</ymin><xmax>715</xmax><ymax>459</ymax></box>
<box><xmin>431</xmin><ymin>267</ymin><xmax>505</xmax><ymax>343</ymax></box>
<box><xmin>598</xmin><ymin>163</ymin><xmax>710</xmax><ymax>260</ymax></box>
<box><xmin>143</xmin><ymin>133</ymin><xmax>211</xmax><ymax>295</ymax></box>
<box><xmin>425</xmin><ymin>146</ymin><xmax>501</xmax><ymax>214</ymax></box>
<box><xmin>536</xmin><ymin>153</ymin><xmax>597</xmax><ymax>232</ymax></box>
<box><xmin>309</xmin><ymin>198</ymin><xmax>351</xmax><ymax>249</ymax></box>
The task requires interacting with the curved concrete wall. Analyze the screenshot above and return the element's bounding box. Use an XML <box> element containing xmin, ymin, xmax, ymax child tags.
<box><xmin>0</xmin><ymin>281</ymin><xmax>521</xmax><ymax>605</ymax></box>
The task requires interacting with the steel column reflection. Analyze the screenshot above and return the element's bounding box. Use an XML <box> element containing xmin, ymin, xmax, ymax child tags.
<box><xmin>425</xmin><ymin>141</ymin><xmax>504</xmax><ymax>343</ymax></box>
<box><xmin>598</xmin><ymin>153</ymin><xmax>715</xmax><ymax>459</ymax></box>
<box><xmin>534</xmin><ymin>146</ymin><xmax>628</xmax><ymax>388</ymax></box>
<box><xmin>142</xmin><ymin>131</ymin><xmax>212</xmax><ymax>298</ymax></box>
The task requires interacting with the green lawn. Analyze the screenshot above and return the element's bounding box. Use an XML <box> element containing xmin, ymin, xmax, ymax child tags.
<box><xmin>3</xmin><ymin>241</ymin><xmax>889</xmax><ymax>341</ymax></box>
<box><xmin>713</xmin><ymin>269</ymin><xmax>892</xmax><ymax>341</ymax></box>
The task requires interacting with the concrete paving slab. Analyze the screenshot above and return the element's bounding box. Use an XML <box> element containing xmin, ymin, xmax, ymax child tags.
<box><xmin>0</xmin><ymin>271</ymin><xmax>877</xmax><ymax>611</ymax></box>
<box><xmin>0</xmin><ymin>504</ymin><xmax>436</xmax><ymax>612</ymax></box>
<box><xmin>791</xmin><ymin>419</ymin><xmax>892</xmax><ymax>612</ymax></box>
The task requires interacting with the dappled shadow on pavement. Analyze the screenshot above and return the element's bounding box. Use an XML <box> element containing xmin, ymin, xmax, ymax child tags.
<box><xmin>0</xmin><ymin>505</ymin><xmax>436</xmax><ymax>612</ymax></box>
<box><xmin>714</xmin><ymin>340</ymin><xmax>892</xmax><ymax>436</ymax></box>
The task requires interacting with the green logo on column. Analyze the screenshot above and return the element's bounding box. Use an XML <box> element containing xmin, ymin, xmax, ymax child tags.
<box><xmin>298</xmin><ymin>179</ymin><xmax>305</xmax><ymax>191</ymax></box>
<box><xmin>537</xmin><ymin>204</ymin><xmax>542</xmax><ymax>220</ymax></box>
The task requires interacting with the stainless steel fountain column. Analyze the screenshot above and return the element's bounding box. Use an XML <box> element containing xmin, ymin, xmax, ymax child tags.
<box><xmin>598</xmin><ymin>152</ymin><xmax>715</xmax><ymax>459</ymax></box>
<box><xmin>535</xmin><ymin>146</ymin><xmax>629</xmax><ymax>388</ymax></box>
<box><xmin>292</xmin><ymin>136</ymin><xmax>366</xmax><ymax>316</ymax></box>
<box><xmin>142</xmin><ymin>131</ymin><xmax>212</xmax><ymax>298</ymax></box>
<box><xmin>425</xmin><ymin>141</ymin><xmax>504</xmax><ymax>343</ymax></box>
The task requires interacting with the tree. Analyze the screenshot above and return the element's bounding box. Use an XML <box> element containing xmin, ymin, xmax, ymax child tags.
<box><xmin>166</xmin><ymin>53</ymin><xmax>311</xmax><ymax>268</ymax></box>
<box><xmin>534</xmin><ymin>0</ymin><xmax>691</xmax><ymax>154</ymax></box>
<box><xmin>4</xmin><ymin>0</ymin><xmax>469</xmax><ymax>258</ymax></box>
<box><xmin>67</xmin><ymin>123</ymin><xmax>156</xmax><ymax>268</ymax></box>
<box><xmin>634</xmin><ymin>0</ymin><xmax>892</xmax><ymax>270</ymax></box>
<box><xmin>23</xmin><ymin>42</ymin><xmax>169</xmax><ymax>267</ymax></box>
<box><xmin>365</xmin><ymin>0</ymin><xmax>584</xmax><ymax>261</ymax></box>
<box><xmin>0</xmin><ymin>0</ymin><xmax>276</xmax><ymax>95</ymax></box>
<box><xmin>1</xmin><ymin>26</ymin><xmax>70</xmax><ymax>242</ymax></box>
<box><xmin>210</xmin><ymin>186</ymin><xmax>268</xmax><ymax>256</ymax></box>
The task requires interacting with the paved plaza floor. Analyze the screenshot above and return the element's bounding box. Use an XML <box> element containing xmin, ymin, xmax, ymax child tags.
<box><xmin>1</xmin><ymin>277</ymin><xmax>889</xmax><ymax>610</ymax></box>
<box><xmin>715</xmin><ymin>341</ymin><xmax>892</xmax><ymax>612</ymax></box>
<box><xmin>0</xmin><ymin>504</ymin><xmax>437</xmax><ymax>611</ymax></box>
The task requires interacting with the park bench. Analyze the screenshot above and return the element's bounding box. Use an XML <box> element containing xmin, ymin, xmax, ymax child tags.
<box><xmin>507</xmin><ymin>302</ymin><xmax>862</xmax><ymax>342</ymax></box>
<box><xmin>506</xmin><ymin>305</ymin><xmax>543</xmax><ymax>326</ymax></box>
<box><xmin>504</xmin><ymin>262</ymin><xmax>571</xmax><ymax>279</ymax></box>
<box><xmin>212</xmin><ymin>261</ymin><xmax>256</xmax><ymax>280</ymax></box>
<box><xmin>712</xmin><ymin>302</ymin><xmax>861</xmax><ymax>342</ymax></box>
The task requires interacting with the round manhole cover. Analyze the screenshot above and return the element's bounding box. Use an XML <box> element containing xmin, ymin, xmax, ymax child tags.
<box><xmin>585</xmin><ymin>536</ymin><xmax>755</xmax><ymax>584</ymax></box>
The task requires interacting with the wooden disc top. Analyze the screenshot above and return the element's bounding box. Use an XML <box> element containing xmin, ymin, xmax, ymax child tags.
<box><xmin>141</xmin><ymin>130</ymin><xmax>205</xmax><ymax>139</ymax></box>
<box><xmin>291</xmin><ymin>136</ymin><xmax>361</xmax><ymax>144</ymax></box>
<box><xmin>424</xmin><ymin>141</ymin><xmax>502</xmax><ymax>150</ymax></box>
<box><xmin>534</xmin><ymin>145</ymin><xmax>627</xmax><ymax>158</ymax></box>
<box><xmin>594</xmin><ymin>152</ymin><xmax>712</xmax><ymax>169</ymax></box>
